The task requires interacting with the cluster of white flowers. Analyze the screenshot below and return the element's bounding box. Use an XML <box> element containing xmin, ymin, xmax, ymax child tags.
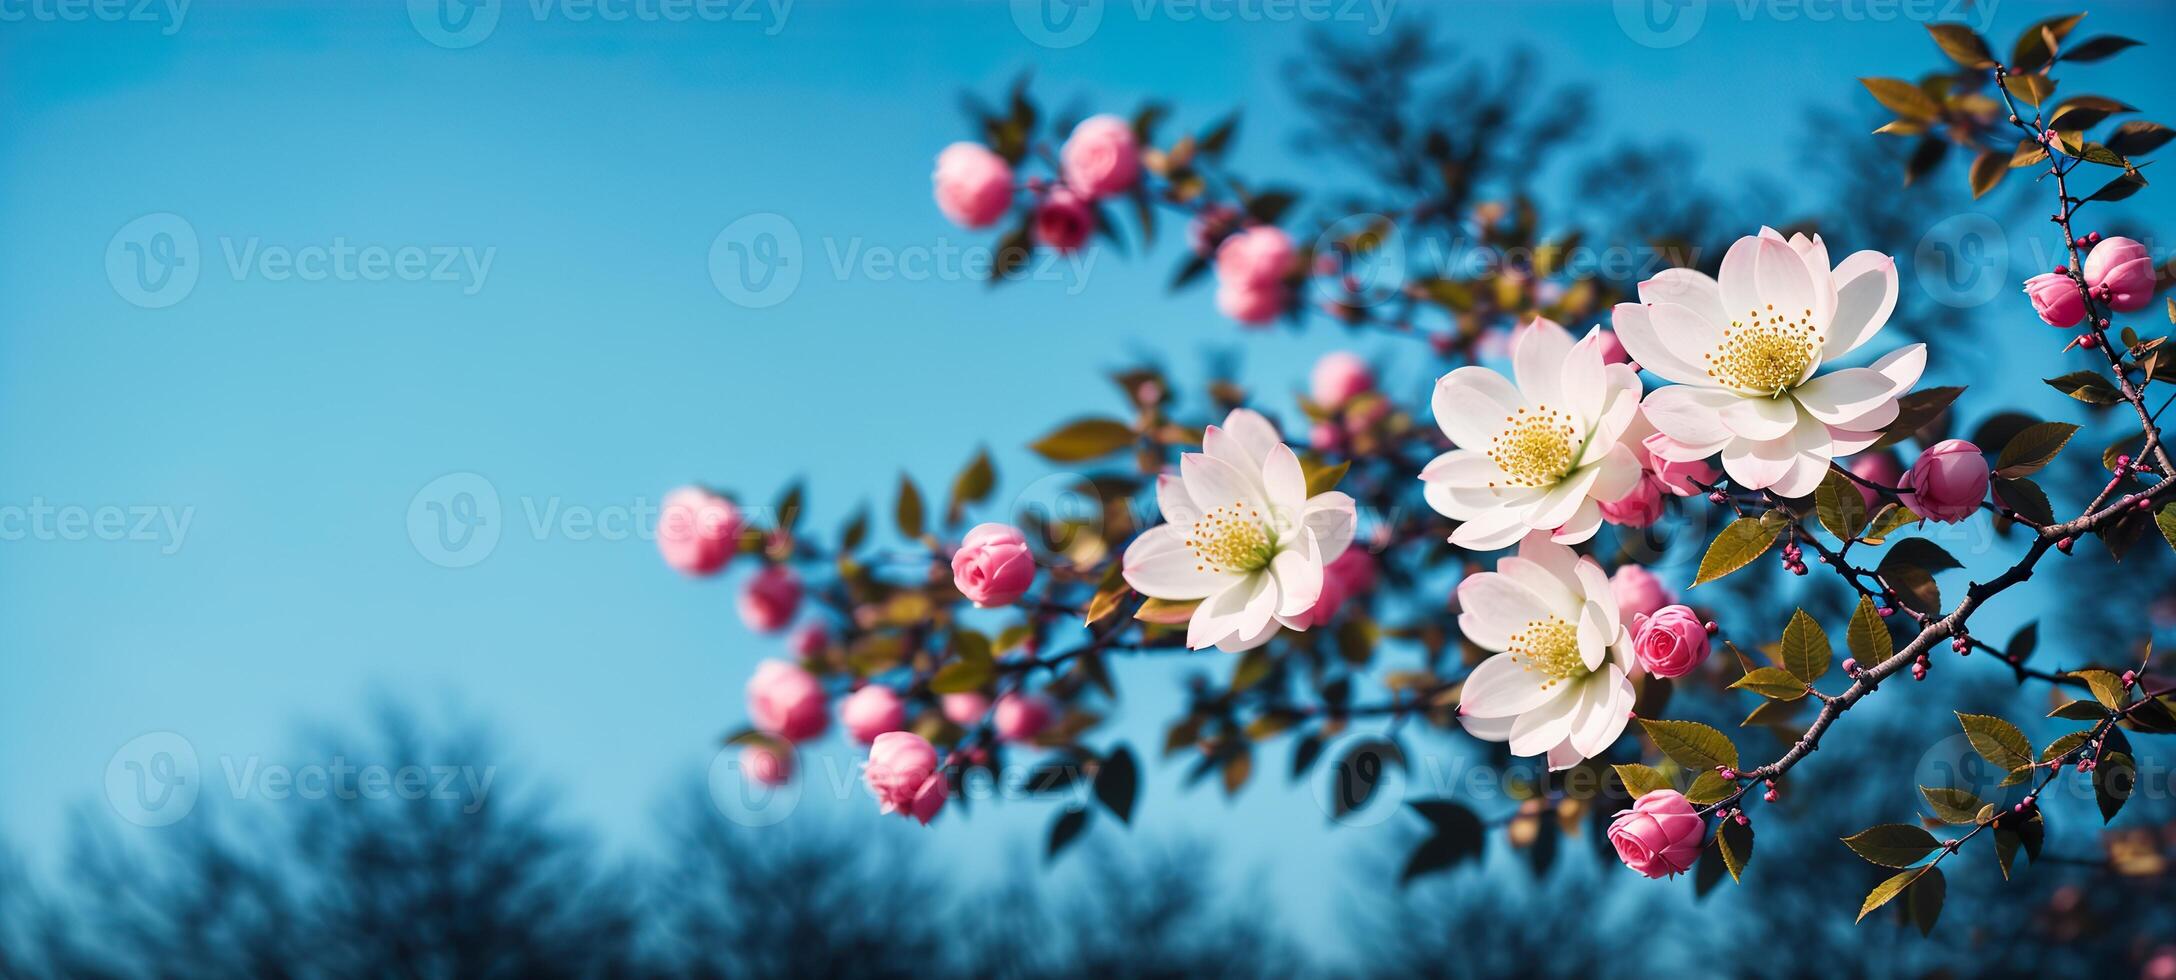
<box><xmin>1120</xmin><ymin>229</ymin><xmax>1921</xmax><ymax>769</ymax></box>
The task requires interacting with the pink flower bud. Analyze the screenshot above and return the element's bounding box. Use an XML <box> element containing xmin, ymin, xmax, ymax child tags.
<box><xmin>737</xmin><ymin>565</ymin><xmax>802</xmax><ymax>633</ymax></box>
<box><xmin>1609</xmin><ymin>565</ymin><xmax>1675</xmax><ymax>622</ymax></box>
<box><xmin>1608</xmin><ymin>789</ymin><xmax>1705</xmax><ymax>878</ymax></box>
<box><xmin>657</xmin><ymin>487</ymin><xmax>742</xmax><ymax>577</ymax></box>
<box><xmin>1632</xmin><ymin>605</ymin><xmax>1711</xmax><ymax>679</ymax></box>
<box><xmin>1846</xmin><ymin>452</ymin><xmax>1904</xmax><ymax>511</ymax></box>
<box><xmin>2082</xmin><ymin>236</ymin><xmax>2156</xmax><ymax>312</ymax></box>
<box><xmin>747</xmin><ymin>660</ymin><xmax>829</xmax><ymax>743</ymax></box>
<box><xmin>1593</xmin><ymin>329</ymin><xmax>1631</xmax><ymax>365</ymax></box>
<box><xmin>950</xmin><ymin>523</ymin><xmax>1037</xmax><ymax>608</ymax></box>
<box><xmin>1900</xmin><ymin>439</ymin><xmax>1989</xmax><ymax>524</ymax></box>
<box><xmin>1309</xmin><ymin>420</ymin><xmax>1345</xmax><ymax>453</ymax></box>
<box><xmin>1032</xmin><ymin>187</ymin><xmax>1094</xmax><ymax>253</ymax></box>
<box><xmin>1215</xmin><ymin>281</ymin><xmax>1287</xmax><ymax>326</ymax></box>
<box><xmin>864</xmin><ymin>731</ymin><xmax>947</xmax><ymax>825</ymax></box>
<box><xmin>739</xmin><ymin>743</ymin><xmax>793</xmax><ymax>787</ymax></box>
<box><xmin>1310</xmin><ymin>351</ymin><xmax>1375</xmax><ymax>408</ymax></box>
<box><xmin>941</xmin><ymin>692</ymin><xmax>990</xmax><ymax>727</ymax></box>
<box><xmin>840</xmin><ymin>684</ymin><xmax>906</xmax><ymax>745</ymax></box>
<box><xmin>1213</xmin><ymin>226</ymin><xmax>1294</xmax><ymax>326</ymax></box>
<box><xmin>932</xmin><ymin>142</ymin><xmax>1015</xmax><ymax>230</ymax></box>
<box><xmin>2022</xmin><ymin>272</ymin><xmax>2087</xmax><ymax>328</ymax></box>
<box><xmin>788</xmin><ymin>622</ymin><xmax>828</xmax><ymax>658</ymax></box>
<box><xmin>1060</xmin><ymin>114</ymin><xmax>1140</xmax><ymax>199</ymax></box>
<box><xmin>993</xmin><ymin>693</ymin><xmax>1055</xmax><ymax>743</ymax></box>
<box><xmin>1637</xmin><ymin>432</ymin><xmax>1718</xmax><ymax>497</ymax></box>
<box><xmin>1295</xmin><ymin>548</ymin><xmax>1376</xmax><ymax>629</ymax></box>
<box><xmin>1599</xmin><ymin>474</ymin><xmax>1665</xmax><ymax>528</ymax></box>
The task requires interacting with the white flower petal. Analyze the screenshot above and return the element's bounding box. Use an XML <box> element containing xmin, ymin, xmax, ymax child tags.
<box><xmin>1513</xmin><ymin>318</ymin><xmax>1574</xmax><ymax>413</ymax></box>
<box><xmin>1260</xmin><ymin>442</ymin><xmax>1308</xmax><ymax>522</ymax></box>
<box><xmin>1546</xmin><ymin>738</ymin><xmax>1586</xmax><ymax>771</ymax></box>
<box><xmin>1448</xmin><ymin>505</ymin><xmax>1533</xmax><ymax>552</ymax></box>
<box><xmin>1187</xmin><ymin>571</ymin><xmax>1275</xmax><ymax>649</ymax></box>
<box><xmin>1791</xmin><ymin>367</ymin><xmax>1901</xmax><ymax>427</ymax></box>
<box><xmin>1270</xmin><ymin>531</ymin><xmax>1324</xmax><ymax>619</ymax></box>
<box><xmin>1642</xmin><ymin>385</ymin><xmax>1738</xmax><ymax>448</ymax></box>
<box><xmin>1577</xmin><ymin>602</ymin><xmax>1608</xmax><ymax>672</ymax></box>
<box><xmin>1637</xmin><ymin>268</ymin><xmax>1728</xmax><ymax>329</ymax></box>
<box><xmin>1122</xmin><ymin>524</ymin><xmax>1234</xmax><ymax>600</ymax></box>
<box><xmin>1179</xmin><ymin>451</ymin><xmax>1268</xmax><ymax>517</ymax></box>
<box><xmin>1550</xmin><ymin>498</ymin><xmax>1604</xmax><ymax>545</ymax></box>
<box><xmin>1573</xmin><ymin>558</ymin><xmax>1620</xmax><ymax>636</ymax></box>
<box><xmin>1516</xmin><ymin>532</ymin><xmax>1584</xmax><ymax>591</ymax></box>
<box><xmin>1822</xmin><ymin>251</ymin><xmax>1899</xmax><ymax>360</ymax></box>
<box><xmin>1458</xmin><ymin>652</ymin><xmax>1559</xmax><ymax>719</ymax></box>
<box><xmin>1647</xmin><ymin>301</ymin><xmax>1732</xmax><ymax>382</ymax></box>
<box><xmin>1825</xmin><ymin>425</ymin><xmax>1882</xmax><ymax>456</ymax></box>
<box><xmin>1156</xmin><ymin>473</ymin><xmax>1198</xmax><ymax>524</ymax></box>
<box><xmin>1221</xmin><ymin>407</ymin><xmax>1284</xmax><ymax>469</ymax></box>
<box><xmin>1568</xmin><ymin>667</ymin><xmax>1636</xmax><ymax>758</ymax></box>
<box><xmin>1507</xmin><ymin>688</ymin><xmax>1581</xmax><ymax>757</ymax></box>
<box><xmin>1301</xmin><ymin>491</ymin><xmax>1357</xmax><ymax>560</ymax></box>
<box><xmin>1588</xmin><ymin>443</ymin><xmax>1643</xmax><ymax>504</ymax></box>
<box><xmin>1459</xmin><ymin>709</ymin><xmax>1516</xmax><ymax>742</ymax></box>
<box><xmin>1578</xmin><ymin>387</ymin><xmax>1642</xmax><ymax>468</ymax></box>
<box><xmin>1431</xmin><ymin>366</ymin><xmax>1526</xmax><ymax>448</ymax></box>
<box><xmin>1419</xmin><ymin>449</ymin><xmax>1508</xmax><ymax>489</ymax></box>
<box><xmin>1563</xmin><ymin>330</ymin><xmax>1610</xmax><ymax>425</ymax></box>
<box><xmin>1523</xmin><ymin>464</ymin><xmax>1601</xmax><ymax>531</ymax></box>
<box><xmin>1613</xmin><ymin>302</ymin><xmax>1709</xmax><ymax>387</ymax></box>
<box><xmin>1216</xmin><ymin>616</ymin><xmax>1282</xmax><ymax>652</ymax></box>
<box><xmin>1454</xmin><ymin>571</ymin><xmax>1555</xmax><ymax>650</ymax></box>
<box><xmin>1496</xmin><ymin>556</ymin><xmax>1580</xmax><ymax>622</ymax></box>
<box><xmin>1720</xmin><ymin>394</ymin><xmax>1801</xmax><ymax>441</ymax></box>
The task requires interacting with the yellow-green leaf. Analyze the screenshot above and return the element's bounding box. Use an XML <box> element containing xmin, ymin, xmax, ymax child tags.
<box><xmin>1778</xmin><ymin>608</ymin><xmax>1831</xmax><ymax>683</ymax></box>
<box><xmin>1919</xmin><ymin>786</ymin><xmax>1986</xmax><ymax>824</ymax></box>
<box><xmin>1858</xmin><ymin>866</ymin><xmax>1932</xmax><ymax>922</ymax></box>
<box><xmin>1842</xmin><ymin>823</ymin><xmax>1941</xmax><ymax>868</ymax></box>
<box><xmin>1732</xmin><ymin>666</ymin><xmax>1809</xmax><ymax>701</ymax></box>
<box><xmin>1815</xmin><ymin>468</ymin><xmax>1869</xmax><ymax>540</ymax></box>
<box><xmin>1613</xmin><ymin>763</ymin><xmax>1672</xmax><ymax>798</ymax></box>
<box><xmin>1957</xmin><ymin>711</ymin><xmax>2033</xmax><ymax>773</ymax></box>
<box><xmin>1860</xmin><ymin>77</ymin><xmax>1940</xmax><ymax>119</ymax></box>
<box><xmin>1029</xmin><ymin>417</ymin><xmax>1137</xmax><ymax>462</ymax></box>
<box><xmin>1638</xmin><ymin>718</ymin><xmax>1739</xmax><ymax>772</ymax></box>
<box><xmin>1694</xmin><ymin>518</ymin><xmax>1779</xmax><ymax>586</ymax></box>
<box><xmin>1847</xmin><ymin>596</ymin><xmax>1893</xmax><ymax>664</ymax></box>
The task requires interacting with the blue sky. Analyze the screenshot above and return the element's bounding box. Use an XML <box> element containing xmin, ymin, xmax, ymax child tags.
<box><xmin>5</xmin><ymin>0</ymin><xmax>2175</xmax><ymax>955</ymax></box>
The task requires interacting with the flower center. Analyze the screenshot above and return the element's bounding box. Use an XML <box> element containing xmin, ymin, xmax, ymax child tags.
<box><xmin>1705</xmin><ymin>304</ymin><xmax>1821</xmax><ymax>395</ymax></box>
<box><xmin>1486</xmin><ymin>406</ymin><xmax>1579</xmax><ymax>488</ymax></box>
<box><xmin>1509</xmin><ymin>616</ymin><xmax>1587</xmax><ymax>689</ymax></box>
<box><xmin>1184</xmin><ymin>500</ymin><xmax>1275</xmax><ymax>574</ymax></box>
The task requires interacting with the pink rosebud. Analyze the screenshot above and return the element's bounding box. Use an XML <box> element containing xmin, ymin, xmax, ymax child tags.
<box><xmin>2083</xmin><ymin>236</ymin><xmax>2156</xmax><ymax>312</ymax></box>
<box><xmin>747</xmin><ymin>660</ymin><xmax>829</xmax><ymax>743</ymax></box>
<box><xmin>1608</xmin><ymin>789</ymin><xmax>1706</xmax><ymax>878</ymax></box>
<box><xmin>2144</xmin><ymin>946</ymin><xmax>2176</xmax><ymax>980</ymax></box>
<box><xmin>1637</xmin><ymin>432</ymin><xmax>1719</xmax><ymax>498</ymax></box>
<box><xmin>941</xmin><ymin>692</ymin><xmax>989</xmax><ymax>727</ymax></box>
<box><xmin>840</xmin><ymin>684</ymin><xmax>907</xmax><ymax>745</ymax></box>
<box><xmin>1309</xmin><ymin>420</ymin><xmax>1345</xmax><ymax>453</ymax></box>
<box><xmin>1032</xmin><ymin>187</ymin><xmax>1094</xmax><ymax>252</ymax></box>
<box><xmin>993</xmin><ymin>693</ymin><xmax>1055</xmax><ymax>743</ymax></box>
<box><xmin>1059</xmin><ymin>114</ymin><xmax>1140</xmax><ymax>199</ymax></box>
<box><xmin>788</xmin><ymin>622</ymin><xmax>828</xmax><ymax>658</ymax></box>
<box><xmin>1900</xmin><ymin>439</ymin><xmax>1989</xmax><ymax>524</ymax></box>
<box><xmin>737</xmin><ymin>565</ymin><xmax>802</xmax><ymax>633</ymax></box>
<box><xmin>739</xmin><ymin>743</ymin><xmax>793</xmax><ymax>787</ymax></box>
<box><xmin>1216</xmin><ymin>225</ymin><xmax>1293</xmax><ymax>290</ymax></box>
<box><xmin>864</xmin><ymin>731</ymin><xmax>947</xmax><ymax>825</ymax></box>
<box><xmin>950</xmin><ymin>523</ymin><xmax>1037</xmax><ymax>608</ymax></box>
<box><xmin>657</xmin><ymin>487</ymin><xmax>742</xmax><ymax>577</ymax></box>
<box><xmin>2022</xmin><ymin>272</ymin><xmax>2087</xmax><ymax>328</ymax></box>
<box><xmin>932</xmin><ymin>142</ymin><xmax>1015</xmax><ymax>230</ymax></box>
<box><xmin>1593</xmin><ymin>329</ymin><xmax>1631</xmax><ymax>365</ymax></box>
<box><xmin>1215</xmin><ymin>281</ymin><xmax>1287</xmax><ymax>325</ymax></box>
<box><xmin>1632</xmin><ymin>605</ymin><xmax>1711</xmax><ymax>678</ymax></box>
<box><xmin>1599</xmin><ymin>474</ymin><xmax>1665</xmax><ymax>528</ymax></box>
<box><xmin>1609</xmin><ymin>565</ymin><xmax>1674</xmax><ymax>622</ymax></box>
<box><xmin>1310</xmin><ymin>351</ymin><xmax>1375</xmax><ymax>408</ymax></box>
<box><xmin>1297</xmin><ymin>548</ymin><xmax>1376</xmax><ymax>629</ymax></box>
<box><xmin>1846</xmin><ymin>452</ymin><xmax>1904</xmax><ymax>511</ymax></box>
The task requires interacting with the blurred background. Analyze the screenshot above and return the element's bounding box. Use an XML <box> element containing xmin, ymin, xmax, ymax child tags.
<box><xmin>4</xmin><ymin>0</ymin><xmax>2176</xmax><ymax>976</ymax></box>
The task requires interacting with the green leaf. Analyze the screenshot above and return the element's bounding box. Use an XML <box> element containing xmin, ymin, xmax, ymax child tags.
<box><xmin>1860</xmin><ymin>77</ymin><xmax>1939</xmax><ymax>120</ymax></box>
<box><xmin>2043</xmin><ymin>370</ymin><xmax>2125</xmax><ymax>405</ymax></box>
<box><xmin>930</xmin><ymin>657</ymin><xmax>991</xmax><ymax>694</ymax></box>
<box><xmin>1919</xmin><ymin>786</ymin><xmax>1987</xmax><ymax>824</ymax></box>
<box><xmin>1994</xmin><ymin>476</ymin><xmax>2055</xmax><ymax>527</ymax></box>
<box><xmin>1862</xmin><ymin>503</ymin><xmax>1921</xmax><ymax>544</ymax></box>
<box><xmin>1693</xmin><ymin>518</ymin><xmax>1779</xmax><ymax>586</ymax></box>
<box><xmin>2107</xmin><ymin>120</ymin><xmax>2175</xmax><ymax>157</ymax></box>
<box><xmin>2072</xmin><ymin>668</ymin><xmax>2131</xmax><ymax>708</ymax></box>
<box><xmin>1304</xmin><ymin>458</ymin><xmax>1350</xmax><ymax>498</ymax></box>
<box><xmin>1873</xmin><ymin>386</ymin><xmax>1963</xmax><ymax>450</ymax></box>
<box><xmin>1816</xmin><ymin>468</ymin><xmax>1870</xmax><ymax>540</ymax></box>
<box><xmin>1994</xmin><ymin>827</ymin><xmax>2022</xmax><ymax>879</ymax></box>
<box><xmin>1718</xmin><ymin>816</ymin><xmax>1754</xmax><ymax>883</ymax></box>
<box><xmin>2011</xmin><ymin>13</ymin><xmax>2084</xmax><ymax>72</ymax></box>
<box><xmin>2000</xmin><ymin>72</ymin><xmax>2054</xmax><ymax>108</ymax></box>
<box><xmin>2087</xmin><ymin>171</ymin><xmax>2148</xmax><ymax>204</ymax></box>
<box><xmin>1925</xmin><ymin>23</ymin><xmax>1996</xmax><ymax>68</ymax></box>
<box><xmin>894</xmin><ymin>474</ymin><xmax>925</xmax><ymax>539</ymax></box>
<box><xmin>1028</xmin><ymin>417</ymin><xmax>1136</xmax><ymax>462</ymax></box>
<box><xmin>2048</xmin><ymin>699</ymin><xmax>2107</xmax><ymax>721</ymax></box>
<box><xmin>1684</xmin><ymin>769</ymin><xmax>1736</xmax><ymax>805</ymax></box>
<box><xmin>1638</xmin><ymin>718</ymin><xmax>1738</xmax><ymax>773</ymax></box>
<box><xmin>1879</xmin><ymin>538</ymin><xmax>1961</xmax><ymax>617</ymax></box>
<box><xmin>1968</xmin><ymin>149</ymin><xmax>2007</xmax><ymax>199</ymax></box>
<box><xmin>946</xmin><ymin>449</ymin><xmax>996</xmax><ymax>522</ymax></box>
<box><xmin>1846</xmin><ymin>596</ymin><xmax>1893</xmax><ymax>664</ymax></box>
<box><xmin>1732</xmin><ymin>666</ymin><xmax>1810</xmax><ymax>701</ymax></box>
<box><xmin>1400</xmin><ymin>801</ymin><xmax>1484</xmax><ymax>884</ymax></box>
<box><xmin>1957</xmin><ymin>712</ymin><xmax>2033</xmax><ymax>773</ymax></box>
<box><xmin>1134</xmin><ymin>597</ymin><xmax>1200</xmax><ymax>625</ymax></box>
<box><xmin>1613</xmin><ymin>763</ymin><xmax>1672</xmax><ymax>798</ymax></box>
<box><xmin>1909</xmin><ymin>867</ymin><xmax>1946</xmax><ymax>936</ymax></box>
<box><xmin>1778</xmin><ymin>609</ymin><xmax>1831</xmax><ymax>683</ymax></box>
<box><xmin>1842</xmin><ymin>824</ymin><xmax>1941</xmax><ymax>868</ymax></box>
<box><xmin>2155</xmin><ymin>504</ymin><xmax>2176</xmax><ymax>556</ymax></box>
<box><xmin>1047</xmin><ymin>805</ymin><xmax>1088</xmax><ymax>860</ymax></box>
<box><xmin>2063</xmin><ymin>34</ymin><xmax>2142</xmax><ymax>63</ymax></box>
<box><xmin>1094</xmin><ymin>746</ymin><xmax>1138</xmax><ymax>823</ymax></box>
<box><xmin>2038</xmin><ymin>730</ymin><xmax>2091</xmax><ymax>765</ymax></box>
<box><xmin>1995</xmin><ymin>421</ymin><xmax>2079</xmax><ymax>477</ymax></box>
<box><xmin>1858</xmin><ymin>866</ymin><xmax>1932</xmax><ymax>922</ymax></box>
<box><xmin>2097</xmin><ymin>750</ymin><xmax>2137</xmax><ymax>823</ymax></box>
